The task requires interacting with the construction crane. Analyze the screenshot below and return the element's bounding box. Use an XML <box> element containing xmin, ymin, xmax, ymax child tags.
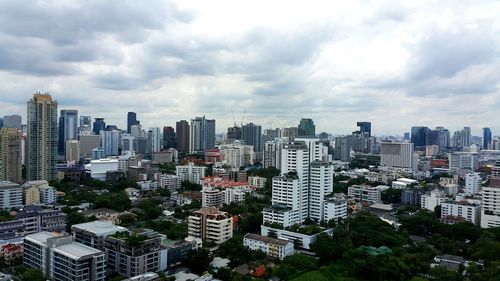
<box><xmin>240</xmin><ymin>109</ymin><xmax>246</xmax><ymax>126</ymax></box>
<box><xmin>231</xmin><ymin>110</ymin><xmax>237</xmax><ymax>127</ymax></box>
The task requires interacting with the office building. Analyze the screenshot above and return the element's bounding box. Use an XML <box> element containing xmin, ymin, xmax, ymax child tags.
<box><xmin>189</xmin><ymin>116</ymin><xmax>215</xmax><ymax>153</ymax></box>
<box><xmin>451</xmin><ymin>127</ymin><xmax>471</xmax><ymax>149</ymax></box>
<box><xmin>219</xmin><ymin>143</ymin><xmax>255</xmax><ymax>168</ymax></box>
<box><xmin>79</xmin><ymin>115</ymin><xmax>92</xmax><ymax>131</ymax></box>
<box><xmin>226</xmin><ymin>126</ymin><xmax>241</xmax><ymax>143</ymax></box>
<box><xmin>0</xmin><ymin>128</ymin><xmax>22</xmax><ymax>183</ymax></box>
<box><xmin>147</xmin><ymin>127</ymin><xmax>161</xmax><ymax>155</ymax></box>
<box><xmin>79</xmin><ymin>134</ymin><xmax>100</xmax><ymax>158</ymax></box>
<box><xmin>2</xmin><ymin>115</ymin><xmax>22</xmax><ymax>129</ymax></box>
<box><xmin>176</xmin><ymin>162</ymin><xmax>206</xmax><ymax>184</ymax></box>
<box><xmin>100</xmin><ymin>130</ymin><xmax>121</xmax><ymax>156</ymax></box>
<box><xmin>188</xmin><ymin>207</ymin><xmax>233</xmax><ymax>244</ymax></box>
<box><xmin>175</xmin><ymin>120</ymin><xmax>190</xmax><ymax>153</ymax></box>
<box><xmin>356</xmin><ymin>121</ymin><xmax>371</xmax><ymax>137</ymax></box>
<box><xmin>58</xmin><ymin>109</ymin><xmax>78</xmax><ymax>156</ymax></box>
<box><xmin>241</xmin><ymin>123</ymin><xmax>263</xmax><ymax>157</ymax></box>
<box><xmin>65</xmin><ymin>140</ymin><xmax>80</xmax><ymax>163</ymax></box>
<box><xmin>297</xmin><ymin>118</ymin><xmax>315</xmax><ymax>137</ymax></box>
<box><xmin>380</xmin><ymin>142</ymin><xmax>416</xmax><ymax>170</ymax></box>
<box><xmin>449</xmin><ymin>152</ymin><xmax>479</xmax><ymax>175</ymax></box>
<box><xmin>72</xmin><ymin>221</ymin><xmax>127</xmax><ymax>250</ymax></box>
<box><xmin>89</xmin><ymin>158</ymin><xmax>119</xmax><ymax>181</ymax></box>
<box><xmin>23</xmin><ymin>232</ymin><xmax>106</xmax><ymax>281</ymax></box>
<box><xmin>483</xmin><ymin>128</ymin><xmax>492</xmax><ymax>149</ymax></box>
<box><xmin>411</xmin><ymin>126</ymin><xmax>430</xmax><ymax>149</ymax></box>
<box><xmin>0</xmin><ymin>181</ymin><xmax>23</xmax><ymax>209</ymax></box>
<box><xmin>279</xmin><ymin>127</ymin><xmax>298</xmax><ymax>139</ymax></box>
<box><xmin>16</xmin><ymin>205</ymin><xmax>66</xmax><ymax>235</ymax></box>
<box><xmin>441</xmin><ymin>201</ymin><xmax>480</xmax><ymax>226</ymax></box>
<box><xmin>105</xmin><ymin>229</ymin><xmax>163</xmax><ymax>277</ymax></box>
<box><xmin>334</xmin><ymin>136</ymin><xmax>351</xmax><ymax>162</ymax></box>
<box><xmin>163</xmin><ymin>126</ymin><xmax>175</xmax><ymax>149</ymax></box>
<box><xmin>243</xmin><ymin>233</ymin><xmax>294</xmax><ymax>260</ymax></box>
<box><xmin>127</xmin><ymin>112</ymin><xmax>139</xmax><ymax>133</ymax></box>
<box><xmin>27</xmin><ymin>93</ymin><xmax>58</xmax><ymax>181</ymax></box>
<box><xmin>401</xmin><ymin>188</ymin><xmax>424</xmax><ymax>206</ymax></box>
<box><xmin>93</xmin><ymin>118</ymin><xmax>106</xmax><ymax>135</ymax></box>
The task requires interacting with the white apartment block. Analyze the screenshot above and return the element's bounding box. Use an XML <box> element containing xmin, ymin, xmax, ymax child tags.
<box><xmin>243</xmin><ymin>233</ymin><xmax>294</xmax><ymax>259</ymax></box>
<box><xmin>158</xmin><ymin>174</ymin><xmax>181</xmax><ymax>190</ymax></box>
<box><xmin>176</xmin><ymin>162</ymin><xmax>206</xmax><ymax>184</ymax></box>
<box><xmin>201</xmin><ymin>177</ymin><xmax>252</xmax><ymax>207</ymax></box>
<box><xmin>421</xmin><ymin>189</ymin><xmax>446</xmax><ymax>212</ymax></box>
<box><xmin>23</xmin><ymin>232</ymin><xmax>106</xmax><ymax>281</ymax></box>
<box><xmin>219</xmin><ymin>143</ymin><xmax>255</xmax><ymax>168</ymax></box>
<box><xmin>348</xmin><ymin>185</ymin><xmax>381</xmax><ymax>205</ymax></box>
<box><xmin>248</xmin><ymin>176</ymin><xmax>267</xmax><ymax>189</ymax></box>
<box><xmin>449</xmin><ymin>152</ymin><xmax>479</xmax><ymax>175</ymax></box>
<box><xmin>0</xmin><ymin>181</ymin><xmax>23</xmax><ymax>209</ymax></box>
<box><xmin>481</xmin><ymin>186</ymin><xmax>500</xmax><ymax>228</ymax></box>
<box><xmin>441</xmin><ymin>201</ymin><xmax>481</xmax><ymax>225</ymax></box>
<box><xmin>263</xmin><ymin>139</ymin><xmax>286</xmax><ymax>169</ymax></box>
<box><xmin>188</xmin><ymin>207</ymin><xmax>233</xmax><ymax>244</ymax></box>
<box><xmin>309</xmin><ymin>161</ymin><xmax>333</xmax><ymax>222</ymax></box>
<box><xmin>465</xmin><ymin>172</ymin><xmax>481</xmax><ymax>195</ymax></box>
<box><xmin>202</xmin><ymin>188</ymin><xmax>224</xmax><ymax>208</ymax></box>
<box><xmin>323</xmin><ymin>197</ymin><xmax>347</xmax><ymax>222</ymax></box>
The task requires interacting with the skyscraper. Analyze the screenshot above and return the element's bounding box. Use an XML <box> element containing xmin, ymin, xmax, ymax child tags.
<box><xmin>241</xmin><ymin>123</ymin><xmax>262</xmax><ymax>157</ymax></box>
<box><xmin>189</xmin><ymin>116</ymin><xmax>215</xmax><ymax>153</ymax></box>
<box><xmin>100</xmin><ymin>130</ymin><xmax>121</xmax><ymax>156</ymax></box>
<box><xmin>176</xmin><ymin>120</ymin><xmax>190</xmax><ymax>153</ymax></box>
<box><xmin>127</xmin><ymin>112</ymin><xmax>139</xmax><ymax>133</ymax></box>
<box><xmin>148</xmin><ymin>127</ymin><xmax>161</xmax><ymax>154</ymax></box>
<box><xmin>297</xmin><ymin>118</ymin><xmax>315</xmax><ymax>137</ymax></box>
<box><xmin>483</xmin><ymin>128</ymin><xmax>492</xmax><ymax>149</ymax></box>
<box><xmin>163</xmin><ymin>126</ymin><xmax>175</xmax><ymax>149</ymax></box>
<box><xmin>58</xmin><ymin>109</ymin><xmax>78</xmax><ymax>156</ymax></box>
<box><xmin>0</xmin><ymin>128</ymin><xmax>22</xmax><ymax>183</ymax></box>
<box><xmin>380</xmin><ymin>142</ymin><xmax>416</xmax><ymax>170</ymax></box>
<box><xmin>411</xmin><ymin>126</ymin><xmax>430</xmax><ymax>148</ymax></box>
<box><xmin>27</xmin><ymin>93</ymin><xmax>58</xmax><ymax>181</ymax></box>
<box><xmin>79</xmin><ymin>115</ymin><xmax>92</xmax><ymax>132</ymax></box>
<box><xmin>227</xmin><ymin>126</ymin><xmax>241</xmax><ymax>143</ymax></box>
<box><xmin>3</xmin><ymin>115</ymin><xmax>22</xmax><ymax>129</ymax></box>
<box><xmin>93</xmin><ymin>118</ymin><xmax>106</xmax><ymax>135</ymax></box>
<box><xmin>356</xmin><ymin>121</ymin><xmax>371</xmax><ymax>137</ymax></box>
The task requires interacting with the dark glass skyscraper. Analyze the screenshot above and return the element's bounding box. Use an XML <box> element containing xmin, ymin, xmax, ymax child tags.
<box><xmin>298</xmin><ymin>118</ymin><xmax>315</xmax><ymax>137</ymax></box>
<box><xmin>93</xmin><ymin>118</ymin><xmax>106</xmax><ymax>135</ymax></box>
<box><xmin>163</xmin><ymin>126</ymin><xmax>176</xmax><ymax>149</ymax></box>
<box><xmin>58</xmin><ymin>109</ymin><xmax>78</xmax><ymax>156</ymax></box>
<box><xmin>483</xmin><ymin>128</ymin><xmax>492</xmax><ymax>149</ymax></box>
<box><xmin>175</xmin><ymin>120</ymin><xmax>190</xmax><ymax>153</ymax></box>
<box><xmin>242</xmin><ymin>123</ymin><xmax>263</xmax><ymax>153</ymax></box>
<box><xmin>411</xmin><ymin>126</ymin><xmax>430</xmax><ymax>148</ymax></box>
<box><xmin>127</xmin><ymin>112</ymin><xmax>139</xmax><ymax>133</ymax></box>
<box><xmin>356</xmin><ymin>121</ymin><xmax>371</xmax><ymax>137</ymax></box>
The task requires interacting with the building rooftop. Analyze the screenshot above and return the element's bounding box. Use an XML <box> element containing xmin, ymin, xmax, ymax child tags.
<box><xmin>72</xmin><ymin>221</ymin><xmax>127</xmax><ymax>236</ymax></box>
<box><xmin>245</xmin><ymin>233</ymin><xmax>292</xmax><ymax>246</ymax></box>
<box><xmin>25</xmin><ymin>232</ymin><xmax>58</xmax><ymax>244</ymax></box>
<box><xmin>0</xmin><ymin>181</ymin><xmax>20</xmax><ymax>189</ymax></box>
<box><xmin>52</xmin><ymin>242</ymin><xmax>103</xmax><ymax>260</ymax></box>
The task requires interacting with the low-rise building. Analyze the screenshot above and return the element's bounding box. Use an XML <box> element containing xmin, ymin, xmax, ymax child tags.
<box><xmin>323</xmin><ymin>196</ymin><xmax>347</xmax><ymax>222</ymax></box>
<box><xmin>260</xmin><ymin>225</ymin><xmax>333</xmax><ymax>250</ymax></box>
<box><xmin>348</xmin><ymin>185</ymin><xmax>381</xmax><ymax>204</ymax></box>
<box><xmin>421</xmin><ymin>189</ymin><xmax>446</xmax><ymax>212</ymax></box>
<box><xmin>401</xmin><ymin>187</ymin><xmax>424</xmax><ymax>206</ymax></box>
<box><xmin>158</xmin><ymin>174</ymin><xmax>181</xmax><ymax>190</ymax></box>
<box><xmin>23</xmin><ymin>180</ymin><xmax>56</xmax><ymax>205</ymax></box>
<box><xmin>176</xmin><ymin>162</ymin><xmax>206</xmax><ymax>184</ymax></box>
<box><xmin>72</xmin><ymin>221</ymin><xmax>128</xmax><ymax>250</ymax></box>
<box><xmin>88</xmin><ymin>158</ymin><xmax>119</xmax><ymax>181</ymax></box>
<box><xmin>248</xmin><ymin>176</ymin><xmax>267</xmax><ymax>189</ymax></box>
<box><xmin>243</xmin><ymin>233</ymin><xmax>294</xmax><ymax>259</ymax></box>
<box><xmin>23</xmin><ymin>232</ymin><xmax>106</xmax><ymax>281</ymax></box>
<box><xmin>16</xmin><ymin>205</ymin><xmax>66</xmax><ymax>235</ymax></box>
<box><xmin>0</xmin><ymin>181</ymin><xmax>23</xmax><ymax>209</ymax></box>
<box><xmin>188</xmin><ymin>207</ymin><xmax>233</xmax><ymax>244</ymax></box>
<box><xmin>391</xmin><ymin>178</ymin><xmax>418</xmax><ymax>189</ymax></box>
<box><xmin>201</xmin><ymin>177</ymin><xmax>252</xmax><ymax>207</ymax></box>
<box><xmin>441</xmin><ymin>201</ymin><xmax>481</xmax><ymax>226</ymax></box>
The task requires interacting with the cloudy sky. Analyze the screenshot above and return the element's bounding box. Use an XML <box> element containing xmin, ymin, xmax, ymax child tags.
<box><xmin>0</xmin><ymin>0</ymin><xmax>499</xmax><ymax>136</ymax></box>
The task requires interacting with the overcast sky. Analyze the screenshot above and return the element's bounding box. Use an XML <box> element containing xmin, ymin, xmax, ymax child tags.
<box><xmin>0</xmin><ymin>0</ymin><xmax>499</xmax><ymax>136</ymax></box>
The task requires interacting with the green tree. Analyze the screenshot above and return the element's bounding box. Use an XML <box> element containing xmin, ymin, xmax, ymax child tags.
<box><xmin>20</xmin><ymin>268</ymin><xmax>45</xmax><ymax>281</ymax></box>
<box><xmin>183</xmin><ymin>248</ymin><xmax>213</xmax><ymax>275</ymax></box>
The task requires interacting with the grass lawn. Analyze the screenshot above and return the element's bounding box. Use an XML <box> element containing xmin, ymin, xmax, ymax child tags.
<box><xmin>290</xmin><ymin>270</ymin><xmax>330</xmax><ymax>281</ymax></box>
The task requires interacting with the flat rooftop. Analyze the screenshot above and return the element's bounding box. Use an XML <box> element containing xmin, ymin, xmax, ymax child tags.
<box><xmin>25</xmin><ymin>232</ymin><xmax>58</xmax><ymax>244</ymax></box>
<box><xmin>53</xmin><ymin>242</ymin><xmax>103</xmax><ymax>260</ymax></box>
<box><xmin>72</xmin><ymin>221</ymin><xmax>127</xmax><ymax>236</ymax></box>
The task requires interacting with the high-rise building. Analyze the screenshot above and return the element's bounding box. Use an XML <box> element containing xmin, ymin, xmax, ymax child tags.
<box><xmin>227</xmin><ymin>126</ymin><xmax>241</xmax><ymax>143</ymax></box>
<box><xmin>27</xmin><ymin>93</ymin><xmax>58</xmax><ymax>181</ymax></box>
<box><xmin>241</xmin><ymin>123</ymin><xmax>262</xmax><ymax>157</ymax></box>
<box><xmin>356</xmin><ymin>121</ymin><xmax>371</xmax><ymax>137</ymax></box>
<box><xmin>176</xmin><ymin>120</ymin><xmax>190</xmax><ymax>153</ymax></box>
<box><xmin>380</xmin><ymin>142</ymin><xmax>416</xmax><ymax>170</ymax></box>
<box><xmin>297</xmin><ymin>118</ymin><xmax>315</xmax><ymax>137</ymax></box>
<box><xmin>0</xmin><ymin>128</ymin><xmax>22</xmax><ymax>183</ymax></box>
<box><xmin>411</xmin><ymin>126</ymin><xmax>430</xmax><ymax>149</ymax></box>
<box><xmin>3</xmin><ymin>115</ymin><xmax>22</xmax><ymax>129</ymax></box>
<box><xmin>263</xmin><ymin>139</ymin><xmax>286</xmax><ymax>169</ymax></box>
<box><xmin>92</xmin><ymin>118</ymin><xmax>106</xmax><ymax>135</ymax></box>
<box><xmin>189</xmin><ymin>116</ymin><xmax>215</xmax><ymax>153</ymax></box>
<box><xmin>163</xmin><ymin>126</ymin><xmax>175</xmax><ymax>149</ymax></box>
<box><xmin>309</xmin><ymin>161</ymin><xmax>333</xmax><ymax>222</ymax></box>
<box><xmin>100</xmin><ymin>130</ymin><xmax>121</xmax><ymax>156</ymax></box>
<box><xmin>79</xmin><ymin>115</ymin><xmax>92</xmax><ymax>131</ymax></box>
<box><xmin>79</xmin><ymin>134</ymin><xmax>100</xmax><ymax>159</ymax></box>
<box><xmin>481</xmin><ymin>161</ymin><xmax>500</xmax><ymax>228</ymax></box>
<box><xmin>465</xmin><ymin>172</ymin><xmax>481</xmax><ymax>195</ymax></box>
<box><xmin>483</xmin><ymin>128</ymin><xmax>492</xmax><ymax>149</ymax></box>
<box><xmin>65</xmin><ymin>140</ymin><xmax>80</xmax><ymax>163</ymax></box>
<box><xmin>334</xmin><ymin>136</ymin><xmax>351</xmax><ymax>162</ymax></box>
<box><xmin>127</xmin><ymin>112</ymin><xmax>139</xmax><ymax>134</ymax></box>
<box><xmin>451</xmin><ymin>127</ymin><xmax>471</xmax><ymax>149</ymax></box>
<box><xmin>219</xmin><ymin>143</ymin><xmax>255</xmax><ymax>168</ymax></box>
<box><xmin>148</xmin><ymin>127</ymin><xmax>161</xmax><ymax>155</ymax></box>
<box><xmin>58</xmin><ymin>109</ymin><xmax>78</xmax><ymax>156</ymax></box>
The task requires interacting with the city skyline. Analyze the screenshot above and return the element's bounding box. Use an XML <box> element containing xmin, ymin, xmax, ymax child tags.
<box><xmin>0</xmin><ymin>1</ymin><xmax>499</xmax><ymax>134</ymax></box>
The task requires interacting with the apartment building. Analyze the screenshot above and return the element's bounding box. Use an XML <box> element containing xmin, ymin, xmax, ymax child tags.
<box><xmin>188</xmin><ymin>207</ymin><xmax>233</xmax><ymax>244</ymax></box>
<box><xmin>243</xmin><ymin>233</ymin><xmax>294</xmax><ymax>259</ymax></box>
<box><xmin>248</xmin><ymin>176</ymin><xmax>267</xmax><ymax>189</ymax></box>
<box><xmin>176</xmin><ymin>162</ymin><xmax>206</xmax><ymax>184</ymax></box>
<box><xmin>441</xmin><ymin>201</ymin><xmax>481</xmax><ymax>226</ymax></box>
<box><xmin>348</xmin><ymin>185</ymin><xmax>381</xmax><ymax>205</ymax></box>
<box><xmin>72</xmin><ymin>221</ymin><xmax>128</xmax><ymax>250</ymax></box>
<box><xmin>0</xmin><ymin>181</ymin><xmax>23</xmax><ymax>209</ymax></box>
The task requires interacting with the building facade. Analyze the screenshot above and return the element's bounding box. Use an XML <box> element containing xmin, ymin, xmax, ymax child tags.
<box><xmin>188</xmin><ymin>207</ymin><xmax>233</xmax><ymax>244</ymax></box>
<box><xmin>0</xmin><ymin>128</ymin><xmax>22</xmax><ymax>183</ymax></box>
